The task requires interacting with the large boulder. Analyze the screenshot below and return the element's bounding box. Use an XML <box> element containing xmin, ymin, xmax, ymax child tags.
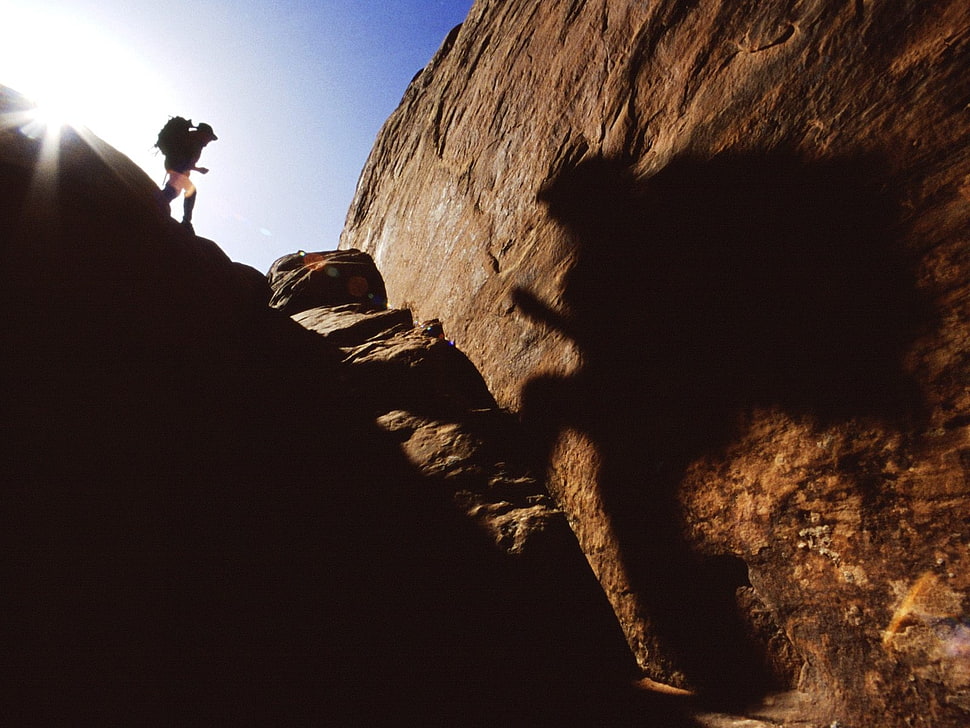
<box><xmin>268</xmin><ymin>248</ymin><xmax>388</xmax><ymax>314</ymax></box>
<box><xmin>339</xmin><ymin>1</ymin><xmax>970</xmax><ymax>724</ymax></box>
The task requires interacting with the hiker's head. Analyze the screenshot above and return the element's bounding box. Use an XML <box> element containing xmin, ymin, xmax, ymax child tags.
<box><xmin>196</xmin><ymin>123</ymin><xmax>218</xmax><ymax>142</ymax></box>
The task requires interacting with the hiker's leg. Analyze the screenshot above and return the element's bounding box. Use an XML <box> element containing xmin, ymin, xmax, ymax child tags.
<box><xmin>180</xmin><ymin>176</ymin><xmax>197</xmax><ymax>222</ymax></box>
<box><xmin>162</xmin><ymin>171</ymin><xmax>189</xmax><ymax>202</ymax></box>
<box><xmin>182</xmin><ymin>190</ymin><xmax>196</xmax><ymax>224</ymax></box>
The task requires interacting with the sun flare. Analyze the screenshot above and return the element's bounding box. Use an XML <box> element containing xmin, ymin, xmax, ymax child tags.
<box><xmin>1</xmin><ymin>5</ymin><xmax>176</xmax><ymax>160</ymax></box>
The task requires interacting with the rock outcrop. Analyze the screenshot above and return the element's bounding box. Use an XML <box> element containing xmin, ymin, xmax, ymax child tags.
<box><xmin>268</xmin><ymin>248</ymin><xmax>388</xmax><ymax>314</ymax></box>
<box><xmin>340</xmin><ymin>1</ymin><xmax>970</xmax><ymax>725</ymax></box>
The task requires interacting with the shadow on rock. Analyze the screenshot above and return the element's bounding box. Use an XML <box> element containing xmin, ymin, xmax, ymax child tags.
<box><xmin>515</xmin><ymin>153</ymin><xmax>934</xmax><ymax>709</ymax></box>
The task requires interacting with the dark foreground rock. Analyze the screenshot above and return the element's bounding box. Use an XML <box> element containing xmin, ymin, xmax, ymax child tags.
<box><xmin>0</xmin><ymin>86</ymin><xmax>700</xmax><ymax>726</ymax></box>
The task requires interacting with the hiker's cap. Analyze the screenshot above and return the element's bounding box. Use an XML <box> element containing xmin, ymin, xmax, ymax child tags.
<box><xmin>197</xmin><ymin>123</ymin><xmax>218</xmax><ymax>140</ymax></box>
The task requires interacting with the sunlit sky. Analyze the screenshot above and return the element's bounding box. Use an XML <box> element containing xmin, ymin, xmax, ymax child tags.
<box><xmin>1</xmin><ymin>0</ymin><xmax>474</xmax><ymax>273</ymax></box>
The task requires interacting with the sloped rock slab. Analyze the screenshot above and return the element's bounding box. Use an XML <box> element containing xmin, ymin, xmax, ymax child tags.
<box><xmin>341</xmin><ymin>318</ymin><xmax>498</xmax><ymax>415</ymax></box>
<box><xmin>291</xmin><ymin>303</ymin><xmax>556</xmax><ymax>551</ymax></box>
<box><xmin>289</xmin><ymin>299</ymin><xmax>495</xmax><ymax>414</ymax></box>
<box><xmin>376</xmin><ymin>408</ymin><xmax>566</xmax><ymax>555</ymax></box>
<box><xmin>293</xmin><ymin>303</ymin><xmax>413</xmax><ymax>345</ymax></box>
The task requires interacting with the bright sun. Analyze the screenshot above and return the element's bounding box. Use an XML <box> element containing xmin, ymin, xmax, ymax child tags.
<box><xmin>1</xmin><ymin>5</ymin><xmax>176</xmax><ymax>164</ymax></box>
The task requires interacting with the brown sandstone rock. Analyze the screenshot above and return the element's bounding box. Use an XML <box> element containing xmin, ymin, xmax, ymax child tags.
<box><xmin>340</xmin><ymin>1</ymin><xmax>970</xmax><ymax>724</ymax></box>
<box><xmin>268</xmin><ymin>248</ymin><xmax>388</xmax><ymax>314</ymax></box>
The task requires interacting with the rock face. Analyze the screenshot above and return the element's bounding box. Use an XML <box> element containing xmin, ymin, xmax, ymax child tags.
<box><xmin>340</xmin><ymin>1</ymin><xmax>970</xmax><ymax>725</ymax></box>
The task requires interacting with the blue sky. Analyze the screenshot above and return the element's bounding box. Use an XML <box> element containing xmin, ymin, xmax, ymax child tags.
<box><xmin>1</xmin><ymin>0</ymin><xmax>474</xmax><ymax>272</ymax></box>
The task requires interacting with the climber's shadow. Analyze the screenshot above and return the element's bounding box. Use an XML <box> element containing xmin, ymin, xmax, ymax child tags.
<box><xmin>515</xmin><ymin>153</ymin><xmax>933</xmax><ymax>707</ymax></box>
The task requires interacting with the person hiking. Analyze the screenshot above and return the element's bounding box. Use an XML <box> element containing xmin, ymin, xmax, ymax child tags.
<box><xmin>159</xmin><ymin>121</ymin><xmax>218</xmax><ymax>233</ymax></box>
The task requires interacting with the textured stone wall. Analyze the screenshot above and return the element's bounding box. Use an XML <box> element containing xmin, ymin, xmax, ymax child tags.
<box><xmin>341</xmin><ymin>1</ymin><xmax>969</xmax><ymax>724</ymax></box>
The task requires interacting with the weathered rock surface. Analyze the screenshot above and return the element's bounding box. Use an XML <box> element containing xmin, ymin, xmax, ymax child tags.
<box><xmin>340</xmin><ymin>1</ymin><xmax>970</xmax><ymax>725</ymax></box>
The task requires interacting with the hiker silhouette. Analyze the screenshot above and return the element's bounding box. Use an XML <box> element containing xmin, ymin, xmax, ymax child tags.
<box><xmin>158</xmin><ymin>119</ymin><xmax>218</xmax><ymax>233</ymax></box>
<box><xmin>514</xmin><ymin>153</ymin><xmax>933</xmax><ymax>709</ymax></box>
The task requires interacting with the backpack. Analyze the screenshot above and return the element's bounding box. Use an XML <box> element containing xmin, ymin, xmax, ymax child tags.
<box><xmin>154</xmin><ymin>116</ymin><xmax>193</xmax><ymax>159</ymax></box>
